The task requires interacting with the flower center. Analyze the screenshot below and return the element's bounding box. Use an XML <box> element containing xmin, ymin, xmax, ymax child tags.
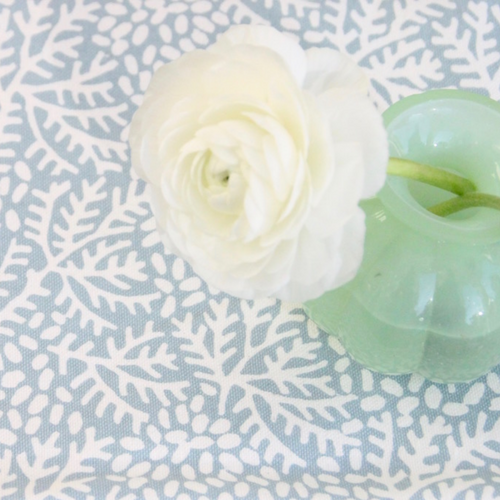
<box><xmin>201</xmin><ymin>150</ymin><xmax>245</xmax><ymax>214</ymax></box>
<box><xmin>204</xmin><ymin>151</ymin><xmax>234</xmax><ymax>187</ymax></box>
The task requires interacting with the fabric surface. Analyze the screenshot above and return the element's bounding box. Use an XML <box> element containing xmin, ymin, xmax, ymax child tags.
<box><xmin>1</xmin><ymin>1</ymin><xmax>500</xmax><ymax>499</ymax></box>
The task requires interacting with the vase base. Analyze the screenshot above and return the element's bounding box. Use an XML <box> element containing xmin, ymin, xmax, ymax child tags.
<box><xmin>304</xmin><ymin>287</ymin><xmax>500</xmax><ymax>384</ymax></box>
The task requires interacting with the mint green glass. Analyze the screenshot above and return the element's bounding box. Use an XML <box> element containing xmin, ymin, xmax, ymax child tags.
<box><xmin>304</xmin><ymin>90</ymin><xmax>500</xmax><ymax>383</ymax></box>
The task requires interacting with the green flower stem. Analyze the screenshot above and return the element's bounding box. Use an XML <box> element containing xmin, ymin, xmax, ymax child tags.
<box><xmin>387</xmin><ymin>157</ymin><xmax>500</xmax><ymax>217</ymax></box>
<box><xmin>387</xmin><ymin>157</ymin><xmax>476</xmax><ymax>196</ymax></box>
<box><xmin>428</xmin><ymin>193</ymin><xmax>500</xmax><ymax>217</ymax></box>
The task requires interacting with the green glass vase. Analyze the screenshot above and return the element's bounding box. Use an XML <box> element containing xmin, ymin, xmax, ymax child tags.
<box><xmin>304</xmin><ymin>90</ymin><xmax>500</xmax><ymax>383</ymax></box>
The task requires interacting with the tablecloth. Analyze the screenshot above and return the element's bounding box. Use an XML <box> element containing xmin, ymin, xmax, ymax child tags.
<box><xmin>1</xmin><ymin>1</ymin><xmax>500</xmax><ymax>499</ymax></box>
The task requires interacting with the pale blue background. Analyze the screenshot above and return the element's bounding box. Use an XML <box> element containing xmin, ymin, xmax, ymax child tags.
<box><xmin>1</xmin><ymin>1</ymin><xmax>500</xmax><ymax>499</ymax></box>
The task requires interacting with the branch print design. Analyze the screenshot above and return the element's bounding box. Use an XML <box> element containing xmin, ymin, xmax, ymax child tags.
<box><xmin>1</xmin><ymin>1</ymin><xmax>500</xmax><ymax>499</ymax></box>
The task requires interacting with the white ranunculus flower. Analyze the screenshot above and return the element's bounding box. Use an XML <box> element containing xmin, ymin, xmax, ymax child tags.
<box><xmin>129</xmin><ymin>25</ymin><xmax>388</xmax><ymax>302</ymax></box>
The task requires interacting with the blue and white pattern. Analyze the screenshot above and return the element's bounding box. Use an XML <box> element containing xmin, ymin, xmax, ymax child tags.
<box><xmin>1</xmin><ymin>1</ymin><xmax>500</xmax><ymax>499</ymax></box>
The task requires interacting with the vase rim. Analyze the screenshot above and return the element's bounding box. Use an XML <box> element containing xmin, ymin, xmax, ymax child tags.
<box><xmin>381</xmin><ymin>89</ymin><xmax>500</xmax><ymax>244</ymax></box>
<box><xmin>383</xmin><ymin>89</ymin><xmax>500</xmax><ymax>119</ymax></box>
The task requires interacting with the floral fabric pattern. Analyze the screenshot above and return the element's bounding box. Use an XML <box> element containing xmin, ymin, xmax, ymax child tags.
<box><xmin>1</xmin><ymin>1</ymin><xmax>500</xmax><ymax>499</ymax></box>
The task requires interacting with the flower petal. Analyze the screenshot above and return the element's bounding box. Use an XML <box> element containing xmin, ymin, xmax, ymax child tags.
<box><xmin>211</xmin><ymin>24</ymin><xmax>307</xmax><ymax>86</ymax></box>
<box><xmin>307</xmin><ymin>144</ymin><xmax>364</xmax><ymax>238</ymax></box>
<box><xmin>304</xmin><ymin>47</ymin><xmax>368</xmax><ymax>97</ymax></box>
<box><xmin>318</xmin><ymin>93</ymin><xmax>388</xmax><ymax>199</ymax></box>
